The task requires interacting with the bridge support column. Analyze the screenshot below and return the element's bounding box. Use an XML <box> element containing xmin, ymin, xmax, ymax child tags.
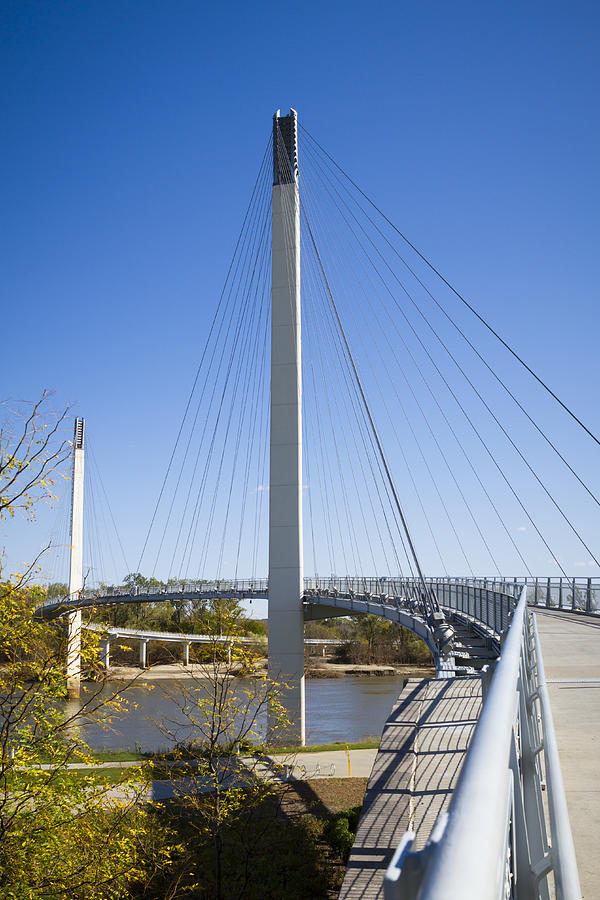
<box><xmin>183</xmin><ymin>642</ymin><xmax>190</xmax><ymax>666</ymax></box>
<box><xmin>268</xmin><ymin>109</ymin><xmax>305</xmax><ymax>746</ymax></box>
<box><xmin>66</xmin><ymin>418</ymin><xmax>85</xmax><ymax>699</ymax></box>
<box><xmin>100</xmin><ymin>639</ymin><xmax>110</xmax><ymax>671</ymax></box>
<box><xmin>139</xmin><ymin>639</ymin><xmax>148</xmax><ymax>669</ymax></box>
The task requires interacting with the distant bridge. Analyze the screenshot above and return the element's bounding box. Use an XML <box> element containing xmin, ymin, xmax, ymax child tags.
<box><xmin>81</xmin><ymin>621</ymin><xmax>341</xmax><ymax>668</ymax></box>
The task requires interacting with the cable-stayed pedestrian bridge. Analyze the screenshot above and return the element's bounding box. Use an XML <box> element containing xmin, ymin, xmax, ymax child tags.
<box><xmin>39</xmin><ymin>108</ymin><xmax>600</xmax><ymax>898</ymax></box>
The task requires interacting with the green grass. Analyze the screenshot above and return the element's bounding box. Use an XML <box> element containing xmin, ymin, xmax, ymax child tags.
<box><xmin>91</xmin><ymin>749</ymin><xmax>151</xmax><ymax>761</ymax></box>
<box><xmin>31</xmin><ymin>738</ymin><xmax>381</xmax><ymax>769</ymax></box>
<box><xmin>264</xmin><ymin>738</ymin><xmax>381</xmax><ymax>754</ymax></box>
<box><xmin>93</xmin><ymin>738</ymin><xmax>382</xmax><ymax>760</ymax></box>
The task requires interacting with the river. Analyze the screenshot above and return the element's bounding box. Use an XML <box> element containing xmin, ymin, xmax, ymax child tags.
<box><xmin>67</xmin><ymin>675</ymin><xmax>405</xmax><ymax>751</ymax></box>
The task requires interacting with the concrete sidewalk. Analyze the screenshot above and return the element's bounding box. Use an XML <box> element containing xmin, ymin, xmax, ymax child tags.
<box><xmin>33</xmin><ymin>748</ymin><xmax>377</xmax><ymax>779</ymax></box>
<box><xmin>535</xmin><ymin>608</ymin><xmax>600</xmax><ymax>900</ymax></box>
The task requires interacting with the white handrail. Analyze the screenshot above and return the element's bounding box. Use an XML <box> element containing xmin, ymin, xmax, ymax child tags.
<box><xmin>414</xmin><ymin>587</ymin><xmax>528</xmax><ymax>900</ymax></box>
<box><xmin>384</xmin><ymin>585</ymin><xmax>582</xmax><ymax>900</ymax></box>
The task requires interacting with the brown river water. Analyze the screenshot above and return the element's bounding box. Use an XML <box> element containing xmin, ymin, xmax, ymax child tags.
<box><xmin>63</xmin><ymin>675</ymin><xmax>406</xmax><ymax>751</ymax></box>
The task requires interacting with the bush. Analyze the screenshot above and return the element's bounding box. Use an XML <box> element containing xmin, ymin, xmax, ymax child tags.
<box><xmin>323</xmin><ymin>806</ymin><xmax>362</xmax><ymax>861</ymax></box>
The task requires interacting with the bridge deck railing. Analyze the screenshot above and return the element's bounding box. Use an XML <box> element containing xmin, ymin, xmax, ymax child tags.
<box><xmin>384</xmin><ymin>585</ymin><xmax>581</xmax><ymax>900</ymax></box>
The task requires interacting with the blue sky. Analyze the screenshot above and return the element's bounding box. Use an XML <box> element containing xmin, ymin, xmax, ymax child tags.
<box><xmin>2</xmin><ymin>0</ymin><xmax>599</xmax><ymax>591</ymax></box>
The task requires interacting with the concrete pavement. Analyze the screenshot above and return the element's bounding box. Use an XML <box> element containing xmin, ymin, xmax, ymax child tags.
<box><xmin>535</xmin><ymin>608</ymin><xmax>600</xmax><ymax>900</ymax></box>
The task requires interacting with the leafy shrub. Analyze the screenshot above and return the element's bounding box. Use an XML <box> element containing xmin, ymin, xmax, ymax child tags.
<box><xmin>323</xmin><ymin>805</ymin><xmax>362</xmax><ymax>861</ymax></box>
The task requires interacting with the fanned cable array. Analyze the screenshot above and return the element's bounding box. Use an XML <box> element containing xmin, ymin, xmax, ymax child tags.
<box><xmin>136</xmin><ymin>120</ymin><xmax>598</xmax><ymax>584</ymax></box>
<box><xmin>297</xmin><ymin>124</ymin><xmax>599</xmax><ymax>579</ymax></box>
<box><xmin>43</xmin><ymin>432</ymin><xmax>129</xmax><ymax>590</ymax></box>
<box><xmin>137</xmin><ymin>139</ymin><xmax>274</xmax><ymax>582</ymax></box>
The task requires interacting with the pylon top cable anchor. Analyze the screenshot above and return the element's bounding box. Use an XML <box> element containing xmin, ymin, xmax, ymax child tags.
<box><xmin>273</xmin><ymin>108</ymin><xmax>298</xmax><ymax>185</ymax></box>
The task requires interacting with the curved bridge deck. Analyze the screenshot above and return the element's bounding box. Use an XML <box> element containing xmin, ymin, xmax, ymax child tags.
<box><xmin>340</xmin><ymin>676</ymin><xmax>483</xmax><ymax>900</ymax></box>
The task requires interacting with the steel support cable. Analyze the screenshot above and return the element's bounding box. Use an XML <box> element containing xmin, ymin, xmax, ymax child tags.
<box><xmin>302</xmin><ymin>230</ymin><xmax>409</xmax><ymax>580</ymax></box>
<box><xmin>301</xmin><ymin>160</ymin><xmax>556</xmax><ymax>577</ymax></box>
<box><xmin>302</xmin><ymin>250</ymin><xmax>364</xmax><ymax>575</ymax></box>
<box><xmin>174</xmin><ymin>219</ymin><xmax>266</xmax><ymax>581</ymax></box>
<box><xmin>84</xmin><ymin>464</ymin><xmax>103</xmax><ymax>587</ymax></box>
<box><xmin>302</xmin><ymin>175</ymin><xmax>526</xmax><ymax>576</ymax></box>
<box><xmin>247</xmin><ymin>283</ymin><xmax>271</xmax><ymax>580</ymax></box>
<box><xmin>301</xmin><ymin>403</ymin><xmax>319</xmax><ymax>575</ymax></box>
<box><xmin>155</xmin><ymin>158</ymin><xmax>273</xmax><ymax>578</ymax></box>
<box><xmin>300</xmin><ymin>175</ymin><xmax>446</xmax><ymax>580</ymax></box>
<box><xmin>83</xmin><ymin>463</ymin><xmax>98</xmax><ymax>585</ymax></box>
<box><xmin>303</xmin><ymin>156</ymin><xmax>600</xmax><ymax>571</ymax></box>
<box><xmin>302</xmin><ymin>187</ymin><xmax>410</xmax><ymax>578</ymax></box>
<box><xmin>301</xmin><ymin>146</ymin><xmax>507</xmax><ymax>574</ymax></box>
<box><xmin>300</xmin><ymin>236</ymin><xmax>346</xmax><ymax>575</ymax></box>
<box><xmin>214</xmin><ymin>213</ymin><xmax>272</xmax><ymax>577</ymax></box>
<box><xmin>88</xmin><ymin>450</ymin><xmax>119</xmax><ymax>583</ymax></box>
<box><xmin>250</xmin><ymin>327</ymin><xmax>271</xmax><ymax>580</ymax></box>
<box><xmin>169</xmin><ymin>195</ymin><xmax>271</xmax><ymax>578</ymax></box>
<box><xmin>234</xmin><ymin>290</ymin><xmax>270</xmax><ymax>578</ymax></box>
<box><xmin>302</xmin><ymin>257</ymin><xmax>389</xmax><ymax>576</ymax></box>
<box><xmin>301</xmin><ymin>302</ymin><xmax>338</xmax><ymax>574</ymax></box>
<box><xmin>182</xmin><ymin>211</ymin><xmax>272</xmax><ymax>579</ymax></box>
<box><xmin>171</xmin><ymin>159</ymin><xmax>271</xmax><ymax>579</ymax></box>
<box><xmin>302</xmin><ymin>247</ymin><xmax>360</xmax><ymax>574</ymax></box>
<box><xmin>301</xmin><ymin>207</ymin><xmax>435</xmax><ymax>610</ymax></box>
<box><xmin>300</xmin><ymin>172</ymin><xmax>458</xmax><ymax>578</ymax></box>
<box><xmin>302</xmin><ymin>321</ymin><xmax>337</xmax><ymax>574</ymax></box>
<box><xmin>299</xmin><ymin>123</ymin><xmax>600</xmax><ymax>450</ymax></box>
<box><xmin>320</xmin><ymin>163</ymin><xmax>600</xmax><ymax>513</ymax></box>
<box><xmin>199</xmin><ymin>217</ymin><xmax>272</xmax><ymax>579</ymax></box>
<box><xmin>47</xmin><ymin>487</ymin><xmax>70</xmax><ymax>586</ymax></box>
<box><xmin>136</xmin><ymin>137</ymin><xmax>272</xmax><ymax>575</ymax></box>
<box><xmin>302</xmin><ymin>194</ymin><xmax>396</xmax><ymax>578</ymax></box>
<box><xmin>305</xmin><ymin>181</ymin><xmax>440</xmax><ymax>577</ymax></box>
<box><xmin>301</xmin><ymin>198</ymin><xmax>414</xmax><ymax>581</ymax></box>
<box><xmin>88</xmin><ymin>444</ymin><xmax>130</xmax><ymax>576</ymax></box>
<box><xmin>216</xmin><ymin>235</ymin><xmax>272</xmax><ymax>577</ymax></box>
<box><xmin>302</xmin><ymin>187</ymin><xmax>447</xmax><ymax>578</ymax></box>
<box><xmin>303</xmin><ymin>279</ymin><xmax>380</xmax><ymax>576</ymax></box>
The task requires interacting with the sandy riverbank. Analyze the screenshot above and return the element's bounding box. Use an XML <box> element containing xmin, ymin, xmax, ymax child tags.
<box><xmin>97</xmin><ymin>660</ymin><xmax>434</xmax><ymax>682</ymax></box>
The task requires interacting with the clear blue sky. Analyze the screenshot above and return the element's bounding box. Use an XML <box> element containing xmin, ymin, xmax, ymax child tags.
<box><xmin>2</xmin><ymin>0</ymin><xmax>599</xmax><ymax>589</ymax></box>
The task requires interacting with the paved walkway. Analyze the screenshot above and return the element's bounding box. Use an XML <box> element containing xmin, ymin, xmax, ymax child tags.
<box><xmin>340</xmin><ymin>677</ymin><xmax>482</xmax><ymax>900</ymax></box>
<box><xmin>34</xmin><ymin>748</ymin><xmax>377</xmax><ymax>778</ymax></box>
<box><xmin>535</xmin><ymin>608</ymin><xmax>600</xmax><ymax>900</ymax></box>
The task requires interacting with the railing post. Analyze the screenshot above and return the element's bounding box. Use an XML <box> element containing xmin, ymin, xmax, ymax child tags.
<box><xmin>587</xmin><ymin>577</ymin><xmax>592</xmax><ymax>614</ymax></box>
<box><xmin>559</xmin><ymin>577</ymin><xmax>563</xmax><ymax>610</ymax></box>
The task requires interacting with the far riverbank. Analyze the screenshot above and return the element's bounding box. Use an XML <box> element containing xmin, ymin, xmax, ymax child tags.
<box><xmin>99</xmin><ymin>660</ymin><xmax>434</xmax><ymax>681</ymax></box>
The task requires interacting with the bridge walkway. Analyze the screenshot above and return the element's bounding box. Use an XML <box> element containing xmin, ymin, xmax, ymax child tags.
<box><xmin>339</xmin><ymin>676</ymin><xmax>482</xmax><ymax>900</ymax></box>
<box><xmin>536</xmin><ymin>608</ymin><xmax>600</xmax><ymax>900</ymax></box>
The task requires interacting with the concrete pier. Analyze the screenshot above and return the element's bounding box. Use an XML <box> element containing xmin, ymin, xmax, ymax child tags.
<box><xmin>66</xmin><ymin>418</ymin><xmax>85</xmax><ymax>699</ymax></box>
<box><xmin>268</xmin><ymin>109</ymin><xmax>305</xmax><ymax>745</ymax></box>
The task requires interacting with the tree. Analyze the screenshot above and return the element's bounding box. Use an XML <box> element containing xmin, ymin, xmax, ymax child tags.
<box><xmin>0</xmin><ymin>392</ymin><xmax>70</xmax><ymax>520</ymax></box>
<box><xmin>156</xmin><ymin>599</ymin><xmax>291</xmax><ymax>900</ymax></box>
<box><xmin>350</xmin><ymin>614</ymin><xmax>393</xmax><ymax>663</ymax></box>
<box><xmin>0</xmin><ymin>395</ymin><xmax>165</xmax><ymax>898</ymax></box>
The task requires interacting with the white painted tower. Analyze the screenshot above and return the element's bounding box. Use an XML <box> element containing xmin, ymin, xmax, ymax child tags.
<box><xmin>268</xmin><ymin>109</ymin><xmax>305</xmax><ymax>745</ymax></box>
<box><xmin>66</xmin><ymin>417</ymin><xmax>85</xmax><ymax>699</ymax></box>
